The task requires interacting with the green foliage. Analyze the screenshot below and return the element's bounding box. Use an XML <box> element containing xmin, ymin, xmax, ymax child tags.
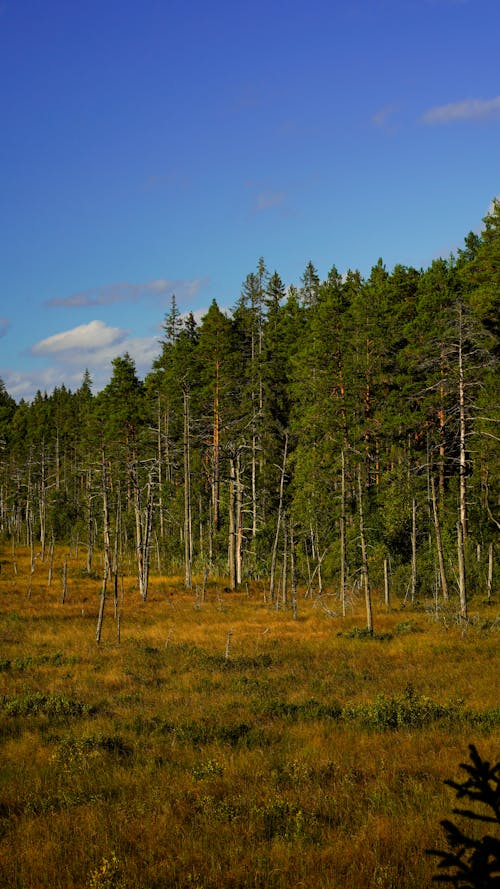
<box><xmin>342</xmin><ymin>688</ymin><xmax>500</xmax><ymax>732</ymax></box>
<box><xmin>1</xmin><ymin>691</ymin><xmax>93</xmax><ymax>718</ymax></box>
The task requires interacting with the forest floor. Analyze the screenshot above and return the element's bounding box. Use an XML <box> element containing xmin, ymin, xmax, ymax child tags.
<box><xmin>0</xmin><ymin>544</ymin><xmax>498</xmax><ymax>888</ymax></box>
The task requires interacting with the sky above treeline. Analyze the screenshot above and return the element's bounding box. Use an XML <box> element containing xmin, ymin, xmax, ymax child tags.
<box><xmin>1</xmin><ymin>0</ymin><xmax>499</xmax><ymax>401</ymax></box>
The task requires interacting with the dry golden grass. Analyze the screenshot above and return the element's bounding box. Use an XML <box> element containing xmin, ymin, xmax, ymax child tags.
<box><xmin>0</xmin><ymin>544</ymin><xmax>498</xmax><ymax>888</ymax></box>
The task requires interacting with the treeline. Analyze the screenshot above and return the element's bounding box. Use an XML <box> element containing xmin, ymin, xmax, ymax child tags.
<box><xmin>0</xmin><ymin>202</ymin><xmax>498</xmax><ymax>613</ymax></box>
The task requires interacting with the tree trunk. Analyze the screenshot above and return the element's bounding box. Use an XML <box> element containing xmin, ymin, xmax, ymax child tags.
<box><xmin>457</xmin><ymin>519</ymin><xmax>467</xmax><ymax>621</ymax></box>
<box><xmin>411</xmin><ymin>498</ymin><xmax>417</xmax><ymax>602</ymax></box>
<box><xmin>487</xmin><ymin>543</ymin><xmax>493</xmax><ymax>604</ymax></box>
<box><xmin>269</xmin><ymin>433</ymin><xmax>288</xmax><ymax>603</ymax></box>
<box><xmin>290</xmin><ymin>516</ymin><xmax>297</xmax><ymax>619</ymax></box>
<box><xmin>96</xmin><ymin>448</ymin><xmax>111</xmax><ymax>644</ymax></box>
<box><xmin>431</xmin><ymin>476</ymin><xmax>449</xmax><ymax>601</ymax></box>
<box><xmin>340</xmin><ymin>450</ymin><xmax>347</xmax><ymax>617</ymax></box>
<box><xmin>228</xmin><ymin>454</ymin><xmax>237</xmax><ymax>591</ymax></box>
<box><xmin>384</xmin><ymin>557</ymin><xmax>390</xmax><ymax>610</ymax></box>
<box><xmin>236</xmin><ymin>451</ymin><xmax>243</xmax><ymax>586</ymax></box>
<box><xmin>358</xmin><ymin>468</ymin><xmax>373</xmax><ymax>634</ymax></box>
<box><xmin>183</xmin><ymin>388</ymin><xmax>192</xmax><ymax>589</ymax></box>
<box><xmin>458</xmin><ymin>303</ymin><xmax>468</xmax><ymax>538</ymax></box>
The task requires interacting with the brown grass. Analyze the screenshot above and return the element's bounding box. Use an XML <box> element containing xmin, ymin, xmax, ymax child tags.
<box><xmin>0</xmin><ymin>544</ymin><xmax>498</xmax><ymax>888</ymax></box>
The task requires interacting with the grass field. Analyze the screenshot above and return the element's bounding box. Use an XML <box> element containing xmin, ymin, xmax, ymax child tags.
<box><xmin>0</xmin><ymin>545</ymin><xmax>498</xmax><ymax>888</ymax></box>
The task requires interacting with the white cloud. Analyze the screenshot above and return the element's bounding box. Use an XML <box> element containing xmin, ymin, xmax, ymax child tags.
<box><xmin>32</xmin><ymin>320</ymin><xmax>127</xmax><ymax>357</ymax></box>
<box><xmin>45</xmin><ymin>277</ymin><xmax>209</xmax><ymax>308</ymax></box>
<box><xmin>0</xmin><ymin>318</ymin><xmax>10</xmax><ymax>338</ymax></box>
<box><xmin>1</xmin><ymin>322</ymin><xmax>163</xmax><ymax>402</ymax></box>
<box><xmin>2</xmin><ymin>366</ymin><xmax>85</xmax><ymax>401</ymax></box>
<box><xmin>422</xmin><ymin>96</ymin><xmax>500</xmax><ymax>124</ymax></box>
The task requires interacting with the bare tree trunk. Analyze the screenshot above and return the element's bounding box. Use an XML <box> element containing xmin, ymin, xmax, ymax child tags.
<box><xmin>340</xmin><ymin>450</ymin><xmax>347</xmax><ymax>617</ymax></box>
<box><xmin>269</xmin><ymin>433</ymin><xmax>288</xmax><ymax>603</ymax></box>
<box><xmin>358</xmin><ymin>468</ymin><xmax>373</xmax><ymax>634</ymax></box>
<box><xmin>487</xmin><ymin>543</ymin><xmax>493</xmax><ymax>604</ymax></box>
<box><xmin>47</xmin><ymin>533</ymin><xmax>55</xmax><ymax>587</ymax></box>
<box><xmin>96</xmin><ymin>447</ymin><xmax>111</xmax><ymax>644</ymax></box>
<box><xmin>281</xmin><ymin>519</ymin><xmax>288</xmax><ymax>606</ymax></box>
<box><xmin>457</xmin><ymin>519</ymin><xmax>467</xmax><ymax>621</ymax></box>
<box><xmin>61</xmin><ymin>558</ymin><xmax>67</xmax><ymax>604</ymax></box>
<box><xmin>86</xmin><ymin>469</ymin><xmax>94</xmax><ymax>575</ymax></box>
<box><xmin>136</xmin><ymin>470</ymin><xmax>153</xmax><ymax>602</ymax></box>
<box><xmin>157</xmin><ymin>396</ymin><xmax>164</xmax><ymax>540</ymax></box>
<box><xmin>183</xmin><ymin>388</ymin><xmax>192</xmax><ymax>590</ymax></box>
<box><xmin>411</xmin><ymin>498</ymin><xmax>417</xmax><ymax>602</ymax></box>
<box><xmin>39</xmin><ymin>443</ymin><xmax>47</xmax><ymax>561</ymax></box>
<box><xmin>213</xmin><ymin>362</ymin><xmax>220</xmax><ymax>532</ymax></box>
<box><xmin>236</xmin><ymin>451</ymin><xmax>243</xmax><ymax>586</ymax></box>
<box><xmin>27</xmin><ymin>508</ymin><xmax>34</xmax><ymax>599</ymax></box>
<box><xmin>228</xmin><ymin>454</ymin><xmax>236</xmax><ymax>591</ymax></box>
<box><xmin>431</xmin><ymin>476</ymin><xmax>449</xmax><ymax>601</ymax></box>
<box><xmin>384</xmin><ymin>558</ymin><xmax>390</xmax><ymax>610</ymax></box>
<box><xmin>458</xmin><ymin>302</ymin><xmax>468</xmax><ymax>538</ymax></box>
<box><xmin>290</xmin><ymin>516</ymin><xmax>297</xmax><ymax>619</ymax></box>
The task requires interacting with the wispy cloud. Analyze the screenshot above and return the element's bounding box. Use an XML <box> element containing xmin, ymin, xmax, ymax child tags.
<box><xmin>372</xmin><ymin>104</ymin><xmax>399</xmax><ymax>129</ymax></box>
<box><xmin>254</xmin><ymin>190</ymin><xmax>287</xmax><ymax>212</ymax></box>
<box><xmin>246</xmin><ymin>181</ymin><xmax>291</xmax><ymax>216</ymax></box>
<box><xmin>0</xmin><ymin>318</ymin><xmax>10</xmax><ymax>338</ymax></box>
<box><xmin>45</xmin><ymin>277</ymin><xmax>209</xmax><ymax>308</ymax></box>
<box><xmin>425</xmin><ymin>0</ymin><xmax>469</xmax><ymax>5</ymax></box>
<box><xmin>422</xmin><ymin>96</ymin><xmax>500</xmax><ymax>124</ymax></box>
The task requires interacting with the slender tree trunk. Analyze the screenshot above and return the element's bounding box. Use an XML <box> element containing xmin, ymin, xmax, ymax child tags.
<box><xmin>384</xmin><ymin>558</ymin><xmax>390</xmax><ymax>610</ymax></box>
<box><xmin>183</xmin><ymin>388</ymin><xmax>192</xmax><ymax>589</ymax></box>
<box><xmin>236</xmin><ymin>451</ymin><xmax>243</xmax><ymax>586</ymax></box>
<box><xmin>39</xmin><ymin>443</ymin><xmax>47</xmax><ymax>561</ymax></box>
<box><xmin>457</xmin><ymin>519</ymin><xmax>467</xmax><ymax>621</ymax></box>
<box><xmin>290</xmin><ymin>516</ymin><xmax>297</xmax><ymax>619</ymax></box>
<box><xmin>431</xmin><ymin>476</ymin><xmax>449</xmax><ymax>601</ymax></box>
<box><xmin>458</xmin><ymin>303</ymin><xmax>468</xmax><ymax>538</ymax></box>
<box><xmin>86</xmin><ymin>470</ymin><xmax>94</xmax><ymax>575</ymax></box>
<box><xmin>61</xmin><ymin>558</ymin><xmax>67</xmax><ymax>604</ymax></box>
<box><xmin>27</xmin><ymin>508</ymin><xmax>34</xmax><ymax>599</ymax></box>
<box><xmin>132</xmin><ymin>461</ymin><xmax>146</xmax><ymax>600</ymax></box>
<box><xmin>269</xmin><ymin>433</ymin><xmax>288</xmax><ymax>603</ymax></box>
<box><xmin>48</xmin><ymin>534</ymin><xmax>55</xmax><ymax>587</ymax></box>
<box><xmin>281</xmin><ymin>520</ymin><xmax>288</xmax><ymax>606</ymax></box>
<box><xmin>213</xmin><ymin>362</ymin><xmax>220</xmax><ymax>531</ymax></box>
<box><xmin>228</xmin><ymin>454</ymin><xmax>237</xmax><ymax>591</ymax></box>
<box><xmin>358</xmin><ymin>468</ymin><xmax>373</xmax><ymax>634</ymax></box>
<box><xmin>340</xmin><ymin>450</ymin><xmax>347</xmax><ymax>617</ymax></box>
<box><xmin>96</xmin><ymin>448</ymin><xmax>111</xmax><ymax>644</ymax></box>
<box><xmin>487</xmin><ymin>543</ymin><xmax>493</xmax><ymax>604</ymax></box>
<box><xmin>411</xmin><ymin>498</ymin><xmax>417</xmax><ymax>602</ymax></box>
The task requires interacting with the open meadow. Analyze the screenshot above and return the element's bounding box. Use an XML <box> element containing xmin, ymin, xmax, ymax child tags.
<box><xmin>0</xmin><ymin>545</ymin><xmax>498</xmax><ymax>889</ymax></box>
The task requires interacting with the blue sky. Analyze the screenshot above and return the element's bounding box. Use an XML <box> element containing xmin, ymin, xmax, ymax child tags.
<box><xmin>1</xmin><ymin>0</ymin><xmax>499</xmax><ymax>401</ymax></box>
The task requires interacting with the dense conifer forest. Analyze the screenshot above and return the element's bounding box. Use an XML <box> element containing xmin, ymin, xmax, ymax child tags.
<box><xmin>1</xmin><ymin>201</ymin><xmax>498</xmax><ymax>614</ymax></box>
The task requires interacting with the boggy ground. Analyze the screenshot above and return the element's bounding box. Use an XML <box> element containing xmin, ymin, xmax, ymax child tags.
<box><xmin>0</xmin><ymin>545</ymin><xmax>498</xmax><ymax>888</ymax></box>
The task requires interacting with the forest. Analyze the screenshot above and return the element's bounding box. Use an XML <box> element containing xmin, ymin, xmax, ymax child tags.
<box><xmin>0</xmin><ymin>204</ymin><xmax>499</xmax><ymax>889</ymax></box>
<box><xmin>0</xmin><ymin>200</ymin><xmax>499</xmax><ymax>618</ymax></box>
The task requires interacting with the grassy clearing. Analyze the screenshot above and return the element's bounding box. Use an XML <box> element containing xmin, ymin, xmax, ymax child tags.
<box><xmin>0</xmin><ymin>545</ymin><xmax>498</xmax><ymax>888</ymax></box>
